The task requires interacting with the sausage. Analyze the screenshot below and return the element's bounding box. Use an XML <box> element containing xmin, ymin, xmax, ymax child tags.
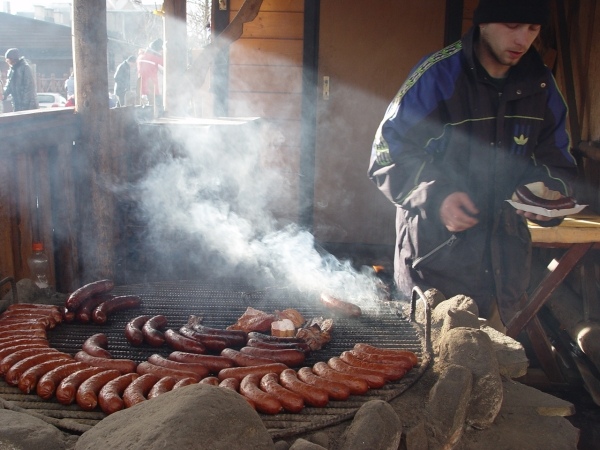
<box><xmin>297</xmin><ymin>367</ymin><xmax>351</xmax><ymax>401</ymax></box>
<box><xmin>348</xmin><ymin>349</ymin><xmax>414</xmax><ymax>370</ymax></box>
<box><xmin>98</xmin><ymin>373</ymin><xmax>139</xmax><ymax>414</ymax></box>
<box><xmin>168</xmin><ymin>351</ymin><xmax>235</xmax><ymax>373</ymax></box>
<box><xmin>1</xmin><ymin>348</ymin><xmax>60</xmax><ymax>376</ymax></box>
<box><xmin>66</xmin><ymin>279</ymin><xmax>115</xmax><ymax>312</ymax></box>
<box><xmin>0</xmin><ymin>328</ymin><xmax>47</xmax><ymax>339</ymax></box>
<box><xmin>75</xmin><ymin>293</ymin><xmax>113</xmax><ymax>323</ymax></box>
<box><xmin>136</xmin><ymin>361</ymin><xmax>202</xmax><ymax>382</ymax></box>
<box><xmin>260</xmin><ymin>372</ymin><xmax>304</xmax><ymax>413</ymax></box>
<box><xmin>5</xmin><ymin>352</ymin><xmax>72</xmax><ymax>386</ymax></box>
<box><xmin>246</xmin><ymin>338</ymin><xmax>311</xmax><ymax>354</ymax></box>
<box><xmin>37</xmin><ymin>361</ymin><xmax>91</xmax><ymax>400</ymax></box>
<box><xmin>352</xmin><ymin>343</ymin><xmax>419</xmax><ymax>366</ymax></box>
<box><xmin>76</xmin><ymin>369</ymin><xmax>121</xmax><ymax>411</ymax></box>
<box><xmin>198</xmin><ymin>376</ymin><xmax>220</xmax><ymax>386</ymax></box>
<box><xmin>339</xmin><ymin>351</ymin><xmax>407</xmax><ymax>381</ymax></box>
<box><xmin>7</xmin><ymin>304</ymin><xmax>62</xmax><ymax>322</ymax></box>
<box><xmin>147</xmin><ymin>354</ymin><xmax>210</xmax><ymax>379</ymax></box>
<box><xmin>187</xmin><ymin>323</ymin><xmax>247</xmax><ymax>347</ymax></box>
<box><xmin>240</xmin><ymin>346</ymin><xmax>306</xmax><ymax>367</ymax></box>
<box><xmin>0</xmin><ymin>338</ymin><xmax>49</xmax><ymax>351</ymax></box>
<box><xmin>142</xmin><ymin>315</ymin><xmax>168</xmax><ymax>347</ymax></box>
<box><xmin>327</xmin><ymin>357</ymin><xmax>387</xmax><ymax>389</ymax></box>
<box><xmin>125</xmin><ymin>315</ymin><xmax>151</xmax><ymax>346</ymax></box>
<box><xmin>217</xmin><ymin>363</ymin><xmax>289</xmax><ymax>382</ymax></box>
<box><xmin>239</xmin><ymin>373</ymin><xmax>282</xmax><ymax>415</ymax></box>
<box><xmin>220</xmin><ymin>348</ymin><xmax>277</xmax><ymax>367</ymax></box>
<box><xmin>123</xmin><ymin>373</ymin><xmax>161</xmax><ymax>407</ymax></box>
<box><xmin>18</xmin><ymin>358</ymin><xmax>75</xmax><ymax>394</ymax></box>
<box><xmin>515</xmin><ymin>185</ymin><xmax>576</xmax><ymax>210</ymax></box>
<box><xmin>0</xmin><ymin>335</ymin><xmax>48</xmax><ymax>345</ymax></box>
<box><xmin>312</xmin><ymin>362</ymin><xmax>369</xmax><ymax>395</ymax></box>
<box><xmin>0</xmin><ymin>318</ymin><xmax>53</xmax><ymax>329</ymax></box>
<box><xmin>62</xmin><ymin>307</ymin><xmax>75</xmax><ymax>323</ymax></box>
<box><xmin>247</xmin><ymin>332</ymin><xmax>305</xmax><ymax>344</ymax></box>
<box><xmin>178</xmin><ymin>327</ymin><xmax>235</xmax><ymax>352</ymax></box>
<box><xmin>173</xmin><ymin>377</ymin><xmax>196</xmax><ymax>389</ymax></box>
<box><xmin>218</xmin><ymin>377</ymin><xmax>240</xmax><ymax>391</ymax></box>
<box><xmin>74</xmin><ymin>351</ymin><xmax>137</xmax><ymax>374</ymax></box>
<box><xmin>147</xmin><ymin>376</ymin><xmax>179</xmax><ymax>398</ymax></box>
<box><xmin>1</xmin><ymin>312</ymin><xmax>60</xmax><ymax>328</ymax></box>
<box><xmin>164</xmin><ymin>329</ymin><xmax>206</xmax><ymax>354</ymax></box>
<box><xmin>279</xmin><ymin>369</ymin><xmax>329</xmax><ymax>407</ymax></box>
<box><xmin>92</xmin><ymin>295</ymin><xmax>142</xmax><ymax>324</ymax></box>
<box><xmin>82</xmin><ymin>333</ymin><xmax>111</xmax><ymax>359</ymax></box>
<box><xmin>56</xmin><ymin>367</ymin><xmax>107</xmax><ymax>405</ymax></box>
<box><xmin>320</xmin><ymin>293</ymin><xmax>362</xmax><ymax>317</ymax></box>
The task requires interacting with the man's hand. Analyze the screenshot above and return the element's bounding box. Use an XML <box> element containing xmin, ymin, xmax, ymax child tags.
<box><xmin>440</xmin><ymin>192</ymin><xmax>479</xmax><ymax>232</ymax></box>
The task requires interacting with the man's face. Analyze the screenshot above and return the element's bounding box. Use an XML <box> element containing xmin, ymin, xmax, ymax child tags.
<box><xmin>479</xmin><ymin>23</ymin><xmax>541</xmax><ymax>68</ymax></box>
<box><xmin>5</xmin><ymin>58</ymin><xmax>15</xmax><ymax>67</ymax></box>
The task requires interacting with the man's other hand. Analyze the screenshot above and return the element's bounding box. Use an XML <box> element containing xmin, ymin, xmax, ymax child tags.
<box><xmin>440</xmin><ymin>192</ymin><xmax>480</xmax><ymax>232</ymax></box>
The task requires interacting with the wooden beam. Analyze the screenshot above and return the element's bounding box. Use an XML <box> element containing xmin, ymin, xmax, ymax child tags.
<box><xmin>163</xmin><ymin>0</ymin><xmax>188</xmax><ymax>116</ymax></box>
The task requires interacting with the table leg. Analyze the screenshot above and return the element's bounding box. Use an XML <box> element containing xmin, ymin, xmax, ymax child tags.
<box><xmin>525</xmin><ymin>316</ymin><xmax>565</xmax><ymax>382</ymax></box>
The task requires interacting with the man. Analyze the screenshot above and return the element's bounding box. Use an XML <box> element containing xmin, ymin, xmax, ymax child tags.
<box><xmin>113</xmin><ymin>55</ymin><xmax>136</xmax><ymax>107</ymax></box>
<box><xmin>3</xmin><ymin>48</ymin><xmax>38</xmax><ymax>111</ymax></box>
<box><xmin>368</xmin><ymin>0</ymin><xmax>577</xmax><ymax>330</ymax></box>
<box><xmin>137</xmin><ymin>39</ymin><xmax>164</xmax><ymax>107</ymax></box>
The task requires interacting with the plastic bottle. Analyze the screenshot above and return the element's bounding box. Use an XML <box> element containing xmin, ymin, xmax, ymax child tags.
<box><xmin>27</xmin><ymin>242</ymin><xmax>50</xmax><ymax>289</ymax></box>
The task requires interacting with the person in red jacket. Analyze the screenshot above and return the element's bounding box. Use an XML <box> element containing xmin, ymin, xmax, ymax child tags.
<box><xmin>137</xmin><ymin>39</ymin><xmax>163</xmax><ymax>108</ymax></box>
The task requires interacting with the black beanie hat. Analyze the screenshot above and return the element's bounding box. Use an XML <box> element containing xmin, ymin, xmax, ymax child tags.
<box><xmin>473</xmin><ymin>0</ymin><xmax>551</xmax><ymax>26</ymax></box>
<box><xmin>4</xmin><ymin>48</ymin><xmax>20</xmax><ymax>60</ymax></box>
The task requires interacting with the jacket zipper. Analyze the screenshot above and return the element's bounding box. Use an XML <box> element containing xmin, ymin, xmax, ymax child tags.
<box><xmin>411</xmin><ymin>234</ymin><xmax>458</xmax><ymax>270</ymax></box>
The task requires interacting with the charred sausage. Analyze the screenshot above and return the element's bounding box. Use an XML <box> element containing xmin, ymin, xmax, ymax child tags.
<box><xmin>247</xmin><ymin>332</ymin><xmax>305</xmax><ymax>344</ymax></box>
<box><xmin>178</xmin><ymin>327</ymin><xmax>237</xmax><ymax>352</ymax></box>
<box><xmin>92</xmin><ymin>295</ymin><xmax>142</xmax><ymax>324</ymax></box>
<box><xmin>75</xmin><ymin>293</ymin><xmax>113</xmax><ymax>323</ymax></box>
<box><xmin>142</xmin><ymin>315</ymin><xmax>168</xmax><ymax>347</ymax></box>
<box><xmin>125</xmin><ymin>315</ymin><xmax>151</xmax><ymax>346</ymax></box>
<box><xmin>220</xmin><ymin>348</ymin><xmax>277</xmax><ymax>367</ymax></box>
<box><xmin>164</xmin><ymin>329</ymin><xmax>206</xmax><ymax>354</ymax></box>
<box><xmin>82</xmin><ymin>333</ymin><xmax>111</xmax><ymax>359</ymax></box>
<box><xmin>66</xmin><ymin>279</ymin><xmax>115</xmax><ymax>312</ymax></box>
<box><xmin>240</xmin><ymin>346</ymin><xmax>306</xmax><ymax>367</ymax></box>
<box><xmin>148</xmin><ymin>354</ymin><xmax>210</xmax><ymax>379</ymax></box>
<box><xmin>168</xmin><ymin>351</ymin><xmax>235</xmax><ymax>373</ymax></box>
<box><xmin>246</xmin><ymin>338</ymin><xmax>311</xmax><ymax>354</ymax></box>
<box><xmin>515</xmin><ymin>185</ymin><xmax>576</xmax><ymax>210</ymax></box>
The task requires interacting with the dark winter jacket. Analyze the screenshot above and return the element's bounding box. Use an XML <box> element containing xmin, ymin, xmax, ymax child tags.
<box><xmin>368</xmin><ymin>26</ymin><xmax>577</xmax><ymax>324</ymax></box>
<box><xmin>3</xmin><ymin>57</ymin><xmax>38</xmax><ymax>111</ymax></box>
<box><xmin>113</xmin><ymin>60</ymin><xmax>132</xmax><ymax>98</ymax></box>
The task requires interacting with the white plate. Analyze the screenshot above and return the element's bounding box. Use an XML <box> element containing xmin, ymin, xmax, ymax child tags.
<box><xmin>506</xmin><ymin>200</ymin><xmax>587</xmax><ymax>217</ymax></box>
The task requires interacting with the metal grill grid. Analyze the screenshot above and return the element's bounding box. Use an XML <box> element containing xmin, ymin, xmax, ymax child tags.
<box><xmin>1</xmin><ymin>281</ymin><xmax>430</xmax><ymax>438</ymax></box>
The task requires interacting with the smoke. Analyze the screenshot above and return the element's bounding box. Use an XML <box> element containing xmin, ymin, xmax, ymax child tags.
<box><xmin>133</xmin><ymin>118</ymin><xmax>388</xmax><ymax>307</ymax></box>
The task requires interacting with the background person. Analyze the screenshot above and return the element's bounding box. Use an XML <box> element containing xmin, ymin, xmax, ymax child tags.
<box><xmin>368</xmin><ymin>0</ymin><xmax>577</xmax><ymax>331</ymax></box>
<box><xmin>3</xmin><ymin>48</ymin><xmax>38</xmax><ymax>112</ymax></box>
<box><xmin>113</xmin><ymin>55</ymin><xmax>136</xmax><ymax>107</ymax></box>
<box><xmin>137</xmin><ymin>39</ymin><xmax>163</xmax><ymax>108</ymax></box>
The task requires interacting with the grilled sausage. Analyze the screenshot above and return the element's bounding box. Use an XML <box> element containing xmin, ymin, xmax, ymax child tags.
<box><xmin>260</xmin><ymin>372</ymin><xmax>304</xmax><ymax>413</ymax></box>
<box><xmin>312</xmin><ymin>362</ymin><xmax>369</xmax><ymax>395</ymax></box>
<box><xmin>164</xmin><ymin>329</ymin><xmax>206</xmax><ymax>354</ymax></box>
<box><xmin>347</xmin><ymin>349</ymin><xmax>414</xmax><ymax>370</ymax></box>
<box><xmin>92</xmin><ymin>295</ymin><xmax>142</xmax><ymax>324</ymax></box>
<box><xmin>66</xmin><ymin>279</ymin><xmax>115</xmax><ymax>312</ymax></box>
<box><xmin>239</xmin><ymin>373</ymin><xmax>282</xmax><ymax>415</ymax></box>
<box><xmin>515</xmin><ymin>185</ymin><xmax>576</xmax><ymax>210</ymax></box>
<box><xmin>320</xmin><ymin>293</ymin><xmax>362</xmax><ymax>317</ymax></box>
<box><xmin>62</xmin><ymin>307</ymin><xmax>75</xmax><ymax>323</ymax></box>
<box><xmin>279</xmin><ymin>369</ymin><xmax>329</xmax><ymax>407</ymax></box>
<box><xmin>327</xmin><ymin>357</ymin><xmax>386</xmax><ymax>388</ymax></box>
<box><xmin>339</xmin><ymin>351</ymin><xmax>407</xmax><ymax>381</ymax></box>
<box><xmin>76</xmin><ymin>369</ymin><xmax>121</xmax><ymax>411</ymax></box>
<box><xmin>178</xmin><ymin>327</ymin><xmax>236</xmax><ymax>352</ymax></box>
<box><xmin>247</xmin><ymin>332</ymin><xmax>305</xmax><ymax>344</ymax></box>
<box><xmin>82</xmin><ymin>333</ymin><xmax>111</xmax><ymax>359</ymax></box>
<box><xmin>5</xmin><ymin>352</ymin><xmax>71</xmax><ymax>386</ymax></box>
<box><xmin>148</xmin><ymin>354</ymin><xmax>210</xmax><ymax>379</ymax></box>
<box><xmin>74</xmin><ymin>351</ymin><xmax>136</xmax><ymax>374</ymax></box>
<box><xmin>218</xmin><ymin>377</ymin><xmax>240</xmax><ymax>391</ymax></box>
<box><xmin>0</xmin><ymin>335</ymin><xmax>48</xmax><ymax>346</ymax></box>
<box><xmin>297</xmin><ymin>367</ymin><xmax>351</xmax><ymax>401</ymax></box>
<box><xmin>18</xmin><ymin>358</ymin><xmax>75</xmax><ymax>394</ymax></box>
<box><xmin>123</xmin><ymin>373</ymin><xmax>160</xmax><ymax>408</ymax></box>
<box><xmin>55</xmin><ymin>366</ymin><xmax>107</xmax><ymax>405</ymax></box>
<box><xmin>240</xmin><ymin>346</ymin><xmax>306</xmax><ymax>367</ymax></box>
<box><xmin>0</xmin><ymin>318</ymin><xmax>53</xmax><ymax>329</ymax></box>
<box><xmin>198</xmin><ymin>376</ymin><xmax>220</xmax><ymax>386</ymax></box>
<box><xmin>173</xmin><ymin>377</ymin><xmax>196</xmax><ymax>389</ymax></box>
<box><xmin>217</xmin><ymin>363</ymin><xmax>289</xmax><ymax>382</ymax></box>
<box><xmin>142</xmin><ymin>315</ymin><xmax>168</xmax><ymax>347</ymax></box>
<box><xmin>6</xmin><ymin>304</ymin><xmax>62</xmax><ymax>322</ymax></box>
<box><xmin>168</xmin><ymin>351</ymin><xmax>235</xmax><ymax>373</ymax></box>
<box><xmin>352</xmin><ymin>343</ymin><xmax>418</xmax><ymax>366</ymax></box>
<box><xmin>220</xmin><ymin>348</ymin><xmax>277</xmax><ymax>367</ymax></box>
<box><xmin>147</xmin><ymin>376</ymin><xmax>179</xmax><ymax>398</ymax></box>
<box><xmin>136</xmin><ymin>361</ymin><xmax>201</xmax><ymax>382</ymax></box>
<box><xmin>0</xmin><ymin>328</ymin><xmax>47</xmax><ymax>339</ymax></box>
<box><xmin>1</xmin><ymin>312</ymin><xmax>60</xmax><ymax>328</ymax></box>
<box><xmin>1</xmin><ymin>348</ymin><xmax>60</xmax><ymax>376</ymax></box>
<box><xmin>246</xmin><ymin>338</ymin><xmax>311</xmax><ymax>354</ymax></box>
<box><xmin>187</xmin><ymin>323</ymin><xmax>247</xmax><ymax>347</ymax></box>
<box><xmin>75</xmin><ymin>293</ymin><xmax>113</xmax><ymax>323</ymax></box>
<box><xmin>0</xmin><ymin>338</ymin><xmax>49</xmax><ymax>352</ymax></box>
<box><xmin>125</xmin><ymin>315</ymin><xmax>151</xmax><ymax>346</ymax></box>
<box><xmin>98</xmin><ymin>372</ymin><xmax>139</xmax><ymax>414</ymax></box>
<box><xmin>37</xmin><ymin>361</ymin><xmax>91</xmax><ymax>400</ymax></box>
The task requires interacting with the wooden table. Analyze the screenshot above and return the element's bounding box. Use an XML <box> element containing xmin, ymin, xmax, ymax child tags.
<box><xmin>506</xmin><ymin>214</ymin><xmax>600</xmax><ymax>381</ymax></box>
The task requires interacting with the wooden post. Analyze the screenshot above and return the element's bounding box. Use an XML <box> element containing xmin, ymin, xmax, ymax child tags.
<box><xmin>72</xmin><ymin>0</ymin><xmax>115</xmax><ymax>282</ymax></box>
<box><xmin>163</xmin><ymin>0</ymin><xmax>188</xmax><ymax>116</ymax></box>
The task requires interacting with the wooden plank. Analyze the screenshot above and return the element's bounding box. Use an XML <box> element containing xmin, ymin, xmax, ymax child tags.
<box><xmin>230</xmin><ymin>0</ymin><xmax>303</xmax><ymax>13</ymax></box>
<box><xmin>229</xmin><ymin>11</ymin><xmax>304</xmax><ymax>39</ymax></box>
<box><xmin>228</xmin><ymin>92</ymin><xmax>302</xmax><ymax>120</ymax></box>
<box><xmin>0</xmin><ymin>155</ymin><xmax>15</xmax><ymax>294</ymax></box>
<box><xmin>35</xmin><ymin>148</ymin><xmax>56</xmax><ymax>286</ymax></box>
<box><xmin>14</xmin><ymin>153</ymin><xmax>34</xmax><ymax>282</ymax></box>
<box><xmin>229</xmin><ymin>65</ymin><xmax>303</xmax><ymax>93</ymax></box>
<box><xmin>229</xmin><ymin>39</ymin><xmax>303</xmax><ymax>66</ymax></box>
<box><xmin>525</xmin><ymin>316</ymin><xmax>566</xmax><ymax>382</ymax></box>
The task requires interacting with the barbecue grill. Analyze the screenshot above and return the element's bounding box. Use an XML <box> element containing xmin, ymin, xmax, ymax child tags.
<box><xmin>0</xmin><ymin>281</ymin><xmax>431</xmax><ymax>439</ymax></box>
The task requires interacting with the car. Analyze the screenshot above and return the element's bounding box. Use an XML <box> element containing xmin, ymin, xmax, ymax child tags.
<box><xmin>36</xmin><ymin>92</ymin><xmax>67</xmax><ymax>108</ymax></box>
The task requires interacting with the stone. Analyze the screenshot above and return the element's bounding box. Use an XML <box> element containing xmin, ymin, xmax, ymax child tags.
<box><xmin>501</xmin><ymin>379</ymin><xmax>575</xmax><ymax>417</ymax></box>
<box><xmin>274</xmin><ymin>441</ymin><xmax>291</xmax><ymax>450</ymax></box>
<box><xmin>336</xmin><ymin>400</ymin><xmax>402</xmax><ymax>450</ymax></box>
<box><xmin>432</xmin><ymin>295</ymin><xmax>479</xmax><ymax>328</ymax></box>
<box><xmin>0</xmin><ymin>409</ymin><xmax>71</xmax><ymax>450</ymax></box>
<box><xmin>426</xmin><ymin>364</ymin><xmax>473</xmax><ymax>449</ymax></box>
<box><xmin>433</xmin><ymin>308</ymin><xmax>481</xmax><ymax>352</ymax></box>
<box><xmin>413</xmin><ymin>288</ymin><xmax>447</xmax><ymax>324</ymax></box>
<box><xmin>289</xmin><ymin>438</ymin><xmax>327</xmax><ymax>449</ymax></box>
<box><xmin>307</xmin><ymin>431</ymin><xmax>329</xmax><ymax>448</ymax></box>
<box><xmin>481</xmin><ymin>325</ymin><xmax>529</xmax><ymax>379</ymax></box>
<box><xmin>74</xmin><ymin>384</ymin><xmax>274</xmax><ymax>450</ymax></box>
<box><xmin>438</xmin><ymin>327</ymin><xmax>503</xmax><ymax>430</ymax></box>
<box><xmin>405</xmin><ymin>421</ymin><xmax>428</xmax><ymax>450</ymax></box>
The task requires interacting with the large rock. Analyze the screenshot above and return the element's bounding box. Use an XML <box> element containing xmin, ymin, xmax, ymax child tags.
<box><xmin>74</xmin><ymin>384</ymin><xmax>274</xmax><ymax>450</ymax></box>
<box><xmin>0</xmin><ymin>409</ymin><xmax>74</xmax><ymax>450</ymax></box>
<box><xmin>432</xmin><ymin>295</ymin><xmax>479</xmax><ymax>328</ymax></box>
<box><xmin>438</xmin><ymin>327</ymin><xmax>503</xmax><ymax>430</ymax></box>
<box><xmin>480</xmin><ymin>325</ymin><xmax>529</xmax><ymax>379</ymax></box>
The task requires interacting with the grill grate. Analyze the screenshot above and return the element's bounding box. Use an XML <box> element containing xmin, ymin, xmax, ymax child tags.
<box><xmin>1</xmin><ymin>281</ymin><xmax>430</xmax><ymax>439</ymax></box>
